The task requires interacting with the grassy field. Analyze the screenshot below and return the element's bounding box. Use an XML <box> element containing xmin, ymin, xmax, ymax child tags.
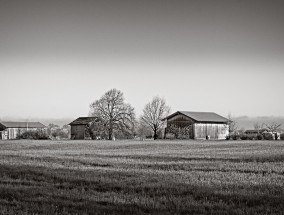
<box><xmin>0</xmin><ymin>140</ymin><xmax>283</xmax><ymax>214</ymax></box>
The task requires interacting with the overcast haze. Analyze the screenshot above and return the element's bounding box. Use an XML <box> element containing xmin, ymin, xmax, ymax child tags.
<box><xmin>1</xmin><ymin>0</ymin><xmax>284</xmax><ymax>120</ymax></box>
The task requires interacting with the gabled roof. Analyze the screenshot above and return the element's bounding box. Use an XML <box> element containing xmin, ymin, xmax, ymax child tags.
<box><xmin>164</xmin><ymin>111</ymin><xmax>229</xmax><ymax>123</ymax></box>
<box><xmin>69</xmin><ymin>117</ymin><xmax>99</xmax><ymax>125</ymax></box>
<box><xmin>245</xmin><ymin>129</ymin><xmax>269</xmax><ymax>133</ymax></box>
<box><xmin>0</xmin><ymin>122</ymin><xmax>46</xmax><ymax>128</ymax></box>
<box><xmin>244</xmin><ymin>130</ymin><xmax>259</xmax><ymax>133</ymax></box>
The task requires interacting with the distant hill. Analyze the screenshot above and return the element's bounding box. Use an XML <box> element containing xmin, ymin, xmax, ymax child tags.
<box><xmin>233</xmin><ymin>116</ymin><xmax>284</xmax><ymax>130</ymax></box>
<box><xmin>1</xmin><ymin>116</ymin><xmax>284</xmax><ymax>130</ymax></box>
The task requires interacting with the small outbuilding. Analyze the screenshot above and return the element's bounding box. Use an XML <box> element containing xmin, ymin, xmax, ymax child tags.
<box><xmin>69</xmin><ymin>117</ymin><xmax>99</xmax><ymax>140</ymax></box>
<box><xmin>244</xmin><ymin>129</ymin><xmax>269</xmax><ymax>135</ymax></box>
<box><xmin>164</xmin><ymin>111</ymin><xmax>229</xmax><ymax>140</ymax></box>
<box><xmin>0</xmin><ymin>122</ymin><xmax>46</xmax><ymax>140</ymax></box>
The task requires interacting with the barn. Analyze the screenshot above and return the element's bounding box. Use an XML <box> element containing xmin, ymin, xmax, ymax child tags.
<box><xmin>244</xmin><ymin>129</ymin><xmax>269</xmax><ymax>135</ymax></box>
<box><xmin>164</xmin><ymin>111</ymin><xmax>229</xmax><ymax>140</ymax></box>
<box><xmin>69</xmin><ymin>117</ymin><xmax>99</xmax><ymax>140</ymax></box>
<box><xmin>0</xmin><ymin>122</ymin><xmax>46</xmax><ymax>140</ymax></box>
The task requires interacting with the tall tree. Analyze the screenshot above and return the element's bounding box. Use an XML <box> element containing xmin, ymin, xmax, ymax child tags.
<box><xmin>140</xmin><ymin>96</ymin><xmax>170</xmax><ymax>140</ymax></box>
<box><xmin>89</xmin><ymin>89</ymin><xmax>135</xmax><ymax>140</ymax></box>
<box><xmin>136</xmin><ymin>120</ymin><xmax>153</xmax><ymax>140</ymax></box>
<box><xmin>47</xmin><ymin>123</ymin><xmax>60</xmax><ymax>136</ymax></box>
<box><xmin>253</xmin><ymin>122</ymin><xmax>265</xmax><ymax>131</ymax></box>
<box><xmin>227</xmin><ymin>113</ymin><xmax>238</xmax><ymax>134</ymax></box>
<box><xmin>265</xmin><ymin>122</ymin><xmax>282</xmax><ymax>132</ymax></box>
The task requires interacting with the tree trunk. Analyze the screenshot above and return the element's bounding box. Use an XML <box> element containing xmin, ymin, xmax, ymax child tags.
<box><xmin>108</xmin><ymin>120</ymin><xmax>113</xmax><ymax>140</ymax></box>
<box><xmin>108</xmin><ymin>128</ymin><xmax>113</xmax><ymax>140</ymax></box>
<box><xmin>153</xmin><ymin>125</ymin><xmax>158</xmax><ymax>140</ymax></box>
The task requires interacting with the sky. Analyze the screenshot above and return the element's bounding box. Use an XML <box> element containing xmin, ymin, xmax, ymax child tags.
<box><xmin>1</xmin><ymin>0</ymin><xmax>284</xmax><ymax>120</ymax></box>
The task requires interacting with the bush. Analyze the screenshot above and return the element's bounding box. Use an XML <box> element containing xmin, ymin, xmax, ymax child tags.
<box><xmin>166</xmin><ymin>125</ymin><xmax>192</xmax><ymax>139</ymax></box>
<box><xmin>263</xmin><ymin>132</ymin><xmax>274</xmax><ymax>140</ymax></box>
<box><xmin>19</xmin><ymin>130</ymin><xmax>49</xmax><ymax>140</ymax></box>
<box><xmin>48</xmin><ymin>124</ymin><xmax>70</xmax><ymax>140</ymax></box>
<box><xmin>231</xmin><ymin>134</ymin><xmax>240</xmax><ymax>140</ymax></box>
<box><xmin>248</xmin><ymin>135</ymin><xmax>254</xmax><ymax>140</ymax></box>
<box><xmin>225</xmin><ymin>135</ymin><xmax>230</xmax><ymax>140</ymax></box>
<box><xmin>280</xmin><ymin>133</ymin><xmax>284</xmax><ymax>140</ymax></box>
<box><xmin>165</xmin><ymin>133</ymin><xmax>175</xmax><ymax>140</ymax></box>
<box><xmin>256</xmin><ymin>134</ymin><xmax>264</xmax><ymax>140</ymax></box>
<box><xmin>166</xmin><ymin>125</ymin><xmax>179</xmax><ymax>139</ymax></box>
<box><xmin>240</xmin><ymin>134</ymin><xmax>248</xmax><ymax>140</ymax></box>
<box><xmin>247</xmin><ymin>134</ymin><xmax>257</xmax><ymax>140</ymax></box>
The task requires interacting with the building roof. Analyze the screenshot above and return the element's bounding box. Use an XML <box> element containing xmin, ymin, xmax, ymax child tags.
<box><xmin>244</xmin><ymin>130</ymin><xmax>259</xmax><ymax>133</ymax></box>
<box><xmin>0</xmin><ymin>122</ymin><xmax>46</xmax><ymax>128</ymax></box>
<box><xmin>69</xmin><ymin>117</ymin><xmax>99</xmax><ymax>125</ymax></box>
<box><xmin>245</xmin><ymin>129</ymin><xmax>269</xmax><ymax>133</ymax></box>
<box><xmin>164</xmin><ymin>111</ymin><xmax>229</xmax><ymax>123</ymax></box>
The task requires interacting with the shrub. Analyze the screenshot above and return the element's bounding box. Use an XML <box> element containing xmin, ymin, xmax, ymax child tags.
<box><xmin>280</xmin><ymin>133</ymin><xmax>284</xmax><ymax>140</ymax></box>
<box><xmin>263</xmin><ymin>132</ymin><xmax>274</xmax><ymax>140</ymax></box>
<box><xmin>48</xmin><ymin>124</ymin><xmax>70</xmax><ymax>140</ymax></box>
<box><xmin>231</xmin><ymin>134</ymin><xmax>240</xmax><ymax>140</ymax></box>
<box><xmin>247</xmin><ymin>134</ymin><xmax>257</xmax><ymax>140</ymax></box>
<box><xmin>248</xmin><ymin>135</ymin><xmax>254</xmax><ymax>140</ymax></box>
<box><xmin>19</xmin><ymin>130</ymin><xmax>49</xmax><ymax>140</ymax></box>
<box><xmin>240</xmin><ymin>134</ymin><xmax>248</xmax><ymax>140</ymax></box>
<box><xmin>256</xmin><ymin>134</ymin><xmax>264</xmax><ymax>140</ymax></box>
<box><xmin>166</xmin><ymin>125</ymin><xmax>192</xmax><ymax>139</ymax></box>
<box><xmin>225</xmin><ymin>135</ymin><xmax>230</xmax><ymax>140</ymax></box>
<box><xmin>167</xmin><ymin>125</ymin><xmax>179</xmax><ymax>139</ymax></box>
<box><xmin>165</xmin><ymin>133</ymin><xmax>175</xmax><ymax>140</ymax></box>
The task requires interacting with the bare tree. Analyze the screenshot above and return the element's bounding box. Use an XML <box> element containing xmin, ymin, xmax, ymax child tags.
<box><xmin>265</xmin><ymin>122</ymin><xmax>282</xmax><ymax>132</ymax></box>
<box><xmin>86</xmin><ymin>119</ymin><xmax>107</xmax><ymax>140</ymax></box>
<box><xmin>136</xmin><ymin>120</ymin><xmax>153</xmax><ymax>140</ymax></box>
<box><xmin>47</xmin><ymin>123</ymin><xmax>60</xmax><ymax>136</ymax></box>
<box><xmin>140</xmin><ymin>96</ymin><xmax>170</xmax><ymax>140</ymax></box>
<box><xmin>89</xmin><ymin>89</ymin><xmax>135</xmax><ymax>140</ymax></box>
<box><xmin>253</xmin><ymin>122</ymin><xmax>265</xmax><ymax>131</ymax></box>
<box><xmin>227</xmin><ymin>113</ymin><xmax>238</xmax><ymax>134</ymax></box>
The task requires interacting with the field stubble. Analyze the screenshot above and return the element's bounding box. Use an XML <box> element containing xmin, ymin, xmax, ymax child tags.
<box><xmin>0</xmin><ymin>139</ymin><xmax>283</xmax><ymax>214</ymax></box>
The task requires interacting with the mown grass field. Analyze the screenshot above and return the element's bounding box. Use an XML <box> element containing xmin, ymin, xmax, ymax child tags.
<box><xmin>0</xmin><ymin>140</ymin><xmax>283</xmax><ymax>214</ymax></box>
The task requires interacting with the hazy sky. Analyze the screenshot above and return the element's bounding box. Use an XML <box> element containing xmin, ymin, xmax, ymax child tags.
<box><xmin>1</xmin><ymin>0</ymin><xmax>284</xmax><ymax>119</ymax></box>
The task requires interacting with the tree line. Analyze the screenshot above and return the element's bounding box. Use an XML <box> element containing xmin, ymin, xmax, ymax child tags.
<box><xmin>88</xmin><ymin>88</ymin><xmax>283</xmax><ymax>141</ymax></box>
<box><xmin>15</xmin><ymin>88</ymin><xmax>283</xmax><ymax>140</ymax></box>
<box><xmin>88</xmin><ymin>88</ymin><xmax>170</xmax><ymax>140</ymax></box>
<box><xmin>227</xmin><ymin>114</ymin><xmax>283</xmax><ymax>134</ymax></box>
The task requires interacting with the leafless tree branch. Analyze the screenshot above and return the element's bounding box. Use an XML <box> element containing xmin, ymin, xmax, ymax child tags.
<box><xmin>140</xmin><ymin>96</ymin><xmax>170</xmax><ymax>140</ymax></box>
<box><xmin>89</xmin><ymin>89</ymin><xmax>136</xmax><ymax>140</ymax></box>
<box><xmin>264</xmin><ymin>122</ymin><xmax>282</xmax><ymax>132</ymax></box>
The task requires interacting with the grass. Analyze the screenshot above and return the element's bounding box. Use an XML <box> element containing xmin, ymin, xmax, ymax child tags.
<box><xmin>0</xmin><ymin>139</ymin><xmax>283</xmax><ymax>214</ymax></box>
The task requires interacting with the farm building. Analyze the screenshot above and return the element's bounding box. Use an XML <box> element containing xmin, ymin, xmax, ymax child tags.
<box><xmin>245</xmin><ymin>129</ymin><xmax>280</xmax><ymax>140</ymax></box>
<box><xmin>69</xmin><ymin>117</ymin><xmax>99</xmax><ymax>140</ymax></box>
<box><xmin>244</xmin><ymin>129</ymin><xmax>269</xmax><ymax>135</ymax></box>
<box><xmin>164</xmin><ymin>111</ymin><xmax>229</xmax><ymax>140</ymax></box>
<box><xmin>0</xmin><ymin>122</ymin><xmax>46</xmax><ymax>140</ymax></box>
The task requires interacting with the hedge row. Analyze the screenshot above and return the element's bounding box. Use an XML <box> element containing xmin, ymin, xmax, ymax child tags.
<box><xmin>227</xmin><ymin>133</ymin><xmax>282</xmax><ymax>141</ymax></box>
<box><xmin>19</xmin><ymin>130</ymin><xmax>49</xmax><ymax>140</ymax></box>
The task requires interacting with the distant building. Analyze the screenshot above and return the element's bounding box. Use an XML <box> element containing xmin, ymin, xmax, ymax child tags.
<box><xmin>244</xmin><ymin>129</ymin><xmax>280</xmax><ymax>140</ymax></box>
<box><xmin>0</xmin><ymin>122</ymin><xmax>46</xmax><ymax>140</ymax></box>
<box><xmin>244</xmin><ymin>129</ymin><xmax>269</xmax><ymax>135</ymax></box>
<box><xmin>69</xmin><ymin>117</ymin><xmax>99</xmax><ymax>140</ymax></box>
<box><xmin>163</xmin><ymin>111</ymin><xmax>229</xmax><ymax>140</ymax></box>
